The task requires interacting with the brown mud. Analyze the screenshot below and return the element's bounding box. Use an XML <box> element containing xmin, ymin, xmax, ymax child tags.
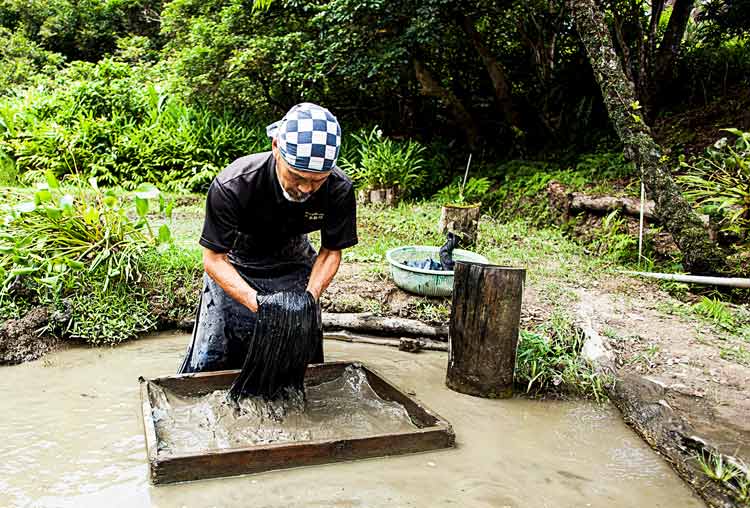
<box><xmin>326</xmin><ymin>263</ymin><xmax>749</xmax><ymax>507</ymax></box>
<box><xmin>1</xmin><ymin>259</ymin><xmax>747</xmax><ymax>505</ymax></box>
<box><xmin>0</xmin><ymin>306</ymin><xmax>60</xmax><ymax>365</ymax></box>
<box><xmin>0</xmin><ymin>332</ymin><xmax>704</xmax><ymax>507</ymax></box>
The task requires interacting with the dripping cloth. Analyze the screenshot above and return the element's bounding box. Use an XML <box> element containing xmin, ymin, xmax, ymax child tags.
<box><xmin>228</xmin><ymin>290</ymin><xmax>321</xmax><ymax>401</ymax></box>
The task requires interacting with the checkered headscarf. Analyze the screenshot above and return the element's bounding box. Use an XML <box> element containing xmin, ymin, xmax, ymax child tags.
<box><xmin>266</xmin><ymin>103</ymin><xmax>342</xmax><ymax>173</ymax></box>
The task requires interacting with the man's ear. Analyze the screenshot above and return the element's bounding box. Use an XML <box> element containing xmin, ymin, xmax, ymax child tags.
<box><xmin>271</xmin><ymin>137</ymin><xmax>278</xmax><ymax>152</ymax></box>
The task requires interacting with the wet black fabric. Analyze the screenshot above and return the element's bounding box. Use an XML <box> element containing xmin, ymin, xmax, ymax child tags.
<box><xmin>402</xmin><ymin>234</ymin><xmax>459</xmax><ymax>272</ymax></box>
<box><xmin>403</xmin><ymin>258</ymin><xmax>444</xmax><ymax>270</ymax></box>
<box><xmin>178</xmin><ymin>266</ymin><xmax>323</xmax><ymax>374</ymax></box>
<box><xmin>200</xmin><ymin>152</ymin><xmax>357</xmax><ymax>272</ymax></box>
<box><xmin>439</xmin><ymin>232</ymin><xmax>458</xmax><ymax>270</ymax></box>
<box><xmin>228</xmin><ymin>291</ymin><xmax>322</xmax><ymax>401</ymax></box>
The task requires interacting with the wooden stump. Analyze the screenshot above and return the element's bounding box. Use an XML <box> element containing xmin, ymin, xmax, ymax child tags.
<box><xmin>357</xmin><ymin>187</ymin><xmax>400</xmax><ymax>206</ymax></box>
<box><xmin>438</xmin><ymin>203</ymin><xmax>481</xmax><ymax>246</ymax></box>
<box><xmin>446</xmin><ymin>262</ymin><xmax>525</xmax><ymax>398</ymax></box>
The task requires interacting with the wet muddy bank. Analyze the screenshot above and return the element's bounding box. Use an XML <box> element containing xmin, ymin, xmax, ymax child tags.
<box><xmin>577</xmin><ymin>288</ymin><xmax>750</xmax><ymax>508</ymax></box>
<box><xmin>607</xmin><ymin>374</ymin><xmax>746</xmax><ymax>508</ymax></box>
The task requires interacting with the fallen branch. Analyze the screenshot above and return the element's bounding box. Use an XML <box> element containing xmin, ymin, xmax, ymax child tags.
<box><xmin>322</xmin><ymin>312</ymin><xmax>448</xmax><ymax>338</ymax></box>
<box><xmin>324</xmin><ymin>330</ymin><xmax>449</xmax><ymax>352</ymax></box>
<box><xmin>548</xmin><ymin>181</ymin><xmax>655</xmax><ymax>219</ymax></box>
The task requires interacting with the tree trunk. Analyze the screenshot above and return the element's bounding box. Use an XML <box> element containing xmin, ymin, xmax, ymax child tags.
<box><xmin>460</xmin><ymin>14</ymin><xmax>519</xmax><ymax>129</ymax></box>
<box><xmin>569</xmin><ymin>0</ymin><xmax>726</xmax><ymax>275</ymax></box>
<box><xmin>648</xmin><ymin>0</ymin><xmax>695</xmax><ymax>110</ymax></box>
<box><xmin>446</xmin><ymin>263</ymin><xmax>525</xmax><ymax>398</ymax></box>
<box><xmin>413</xmin><ymin>58</ymin><xmax>481</xmax><ymax>149</ymax></box>
<box><xmin>654</xmin><ymin>0</ymin><xmax>694</xmax><ymax>81</ymax></box>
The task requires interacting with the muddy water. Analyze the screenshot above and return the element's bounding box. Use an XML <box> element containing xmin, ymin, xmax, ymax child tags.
<box><xmin>0</xmin><ymin>331</ymin><xmax>704</xmax><ymax>508</ymax></box>
<box><xmin>152</xmin><ymin>365</ymin><xmax>417</xmax><ymax>455</ymax></box>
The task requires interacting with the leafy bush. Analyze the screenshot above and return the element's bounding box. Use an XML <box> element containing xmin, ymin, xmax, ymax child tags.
<box><xmin>0</xmin><ymin>0</ymin><xmax>163</xmax><ymax>62</ymax></box>
<box><xmin>0</xmin><ymin>172</ymin><xmax>171</xmax><ymax>303</ymax></box>
<box><xmin>434</xmin><ymin>177</ymin><xmax>491</xmax><ymax>205</ymax></box>
<box><xmin>679</xmin><ymin>129</ymin><xmax>750</xmax><ymax>242</ymax></box>
<box><xmin>0</xmin><ymin>59</ymin><xmax>268</xmax><ymax>191</ymax></box>
<box><xmin>0</xmin><ymin>27</ymin><xmax>65</xmax><ymax>95</ymax></box>
<box><xmin>693</xmin><ymin>296</ymin><xmax>736</xmax><ymax>329</ymax></box>
<box><xmin>340</xmin><ymin>127</ymin><xmax>427</xmax><ymax>195</ymax></box>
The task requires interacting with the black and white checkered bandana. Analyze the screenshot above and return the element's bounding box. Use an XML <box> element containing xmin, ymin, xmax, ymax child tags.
<box><xmin>266</xmin><ymin>103</ymin><xmax>342</xmax><ymax>173</ymax></box>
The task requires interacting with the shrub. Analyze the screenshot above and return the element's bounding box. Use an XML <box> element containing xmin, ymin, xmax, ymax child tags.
<box><xmin>0</xmin><ymin>59</ymin><xmax>268</xmax><ymax>191</ymax></box>
<box><xmin>433</xmin><ymin>177</ymin><xmax>491</xmax><ymax>206</ymax></box>
<box><xmin>679</xmin><ymin>129</ymin><xmax>750</xmax><ymax>242</ymax></box>
<box><xmin>515</xmin><ymin>312</ymin><xmax>609</xmax><ymax>401</ymax></box>
<box><xmin>0</xmin><ymin>172</ymin><xmax>171</xmax><ymax>302</ymax></box>
<box><xmin>340</xmin><ymin>126</ymin><xmax>427</xmax><ymax>196</ymax></box>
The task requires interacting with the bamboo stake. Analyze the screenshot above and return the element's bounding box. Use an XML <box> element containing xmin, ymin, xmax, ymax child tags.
<box><xmin>622</xmin><ymin>271</ymin><xmax>750</xmax><ymax>288</ymax></box>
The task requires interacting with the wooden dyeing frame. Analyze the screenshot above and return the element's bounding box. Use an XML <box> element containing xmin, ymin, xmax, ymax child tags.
<box><xmin>139</xmin><ymin>361</ymin><xmax>455</xmax><ymax>484</ymax></box>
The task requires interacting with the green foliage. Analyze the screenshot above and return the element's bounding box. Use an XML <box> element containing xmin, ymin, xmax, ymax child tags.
<box><xmin>482</xmin><ymin>152</ymin><xmax>635</xmax><ymax>222</ymax></box>
<box><xmin>515</xmin><ymin>312</ymin><xmax>610</xmax><ymax>401</ymax></box>
<box><xmin>0</xmin><ymin>0</ymin><xmax>163</xmax><ymax>62</ymax></box>
<box><xmin>693</xmin><ymin>296</ymin><xmax>736</xmax><ymax>329</ymax></box>
<box><xmin>0</xmin><ymin>173</ymin><xmax>172</xmax><ymax>302</ymax></box>
<box><xmin>66</xmin><ymin>280</ymin><xmax>156</xmax><ymax>344</ymax></box>
<box><xmin>434</xmin><ymin>177</ymin><xmax>491</xmax><ymax>206</ymax></box>
<box><xmin>340</xmin><ymin>127</ymin><xmax>427</xmax><ymax>194</ymax></box>
<box><xmin>0</xmin><ymin>27</ymin><xmax>64</xmax><ymax>94</ymax></box>
<box><xmin>695</xmin><ymin>450</ymin><xmax>750</xmax><ymax>505</ymax></box>
<box><xmin>590</xmin><ymin>210</ymin><xmax>638</xmax><ymax>263</ymax></box>
<box><xmin>0</xmin><ymin>59</ymin><xmax>268</xmax><ymax>191</ymax></box>
<box><xmin>679</xmin><ymin>129</ymin><xmax>750</xmax><ymax>242</ymax></box>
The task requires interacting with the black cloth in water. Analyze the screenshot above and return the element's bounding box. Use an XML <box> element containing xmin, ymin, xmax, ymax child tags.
<box><xmin>402</xmin><ymin>233</ymin><xmax>460</xmax><ymax>272</ymax></box>
<box><xmin>439</xmin><ymin>232</ymin><xmax>458</xmax><ymax>270</ymax></box>
<box><xmin>228</xmin><ymin>290</ymin><xmax>322</xmax><ymax>401</ymax></box>
<box><xmin>403</xmin><ymin>258</ymin><xmax>444</xmax><ymax>270</ymax></box>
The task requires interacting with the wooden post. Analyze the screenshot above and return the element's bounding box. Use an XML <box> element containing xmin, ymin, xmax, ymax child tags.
<box><xmin>446</xmin><ymin>262</ymin><xmax>525</xmax><ymax>398</ymax></box>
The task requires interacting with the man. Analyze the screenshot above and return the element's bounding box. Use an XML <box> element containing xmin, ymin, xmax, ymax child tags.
<box><xmin>179</xmin><ymin>103</ymin><xmax>357</xmax><ymax>373</ymax></box>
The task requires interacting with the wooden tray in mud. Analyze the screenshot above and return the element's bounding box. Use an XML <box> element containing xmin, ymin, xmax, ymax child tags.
<box><xmin>139</xmin><ymin>361</ymin><xmax>455</xmax><ymax>484</ymax></box>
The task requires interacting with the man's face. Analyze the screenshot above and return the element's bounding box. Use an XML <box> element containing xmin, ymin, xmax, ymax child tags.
<box><xmin>272</xmin><ymin>140</ymin><xmax>331</xmax><ymax>202</ymax></box>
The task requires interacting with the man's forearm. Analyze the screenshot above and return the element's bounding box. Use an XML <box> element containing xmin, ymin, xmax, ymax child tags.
<box><xmin>203</xmin><ymin>248</ymin><xmax>258</xmax><ymax>312</ymax></box>
<box><xmin>306</xmin><ymin>247</ymin><xmax>342</xmax><ymax>301</ymax></box>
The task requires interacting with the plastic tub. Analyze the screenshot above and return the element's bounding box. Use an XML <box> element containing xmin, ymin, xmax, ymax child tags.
<box><xmin>385</xmin><ymin>245</ymin><xmax>489</xmax><ymax>297</ymax></box>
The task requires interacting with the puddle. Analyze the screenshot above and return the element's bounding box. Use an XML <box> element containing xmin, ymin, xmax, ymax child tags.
<box><xmin>0</xmin><ymin>331</ymin><xmax>704</xmax><ymax>508</ymax></box>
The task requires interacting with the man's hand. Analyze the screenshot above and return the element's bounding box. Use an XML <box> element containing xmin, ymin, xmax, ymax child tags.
<box><xmin>248</xmin><ymin>289</ymin><xmax>259</xmax><ymax>312</ymax></box>
<box><xmin>306</xmin><ymin>288</ymin><xmax>320</xmax><ymax>302</ymax></box>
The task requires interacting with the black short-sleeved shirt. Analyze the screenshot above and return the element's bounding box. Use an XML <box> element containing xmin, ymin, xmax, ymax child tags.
<box><xmin>199</xmin><ymin>152</ymin><xmax>358</xmax><ymax>272</ymax></box>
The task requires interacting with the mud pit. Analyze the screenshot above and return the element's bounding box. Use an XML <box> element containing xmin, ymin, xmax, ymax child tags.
<box><xmin>0</xmin><ymin>331</ymin><xmax>705</xmax><ymax>507</ymax></box>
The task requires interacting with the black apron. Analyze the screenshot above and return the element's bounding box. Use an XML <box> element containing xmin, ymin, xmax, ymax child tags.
<box><xmin>178</xmin><ymin>234</ymin><xmax>323</xmax><ymax>374</ymax></box>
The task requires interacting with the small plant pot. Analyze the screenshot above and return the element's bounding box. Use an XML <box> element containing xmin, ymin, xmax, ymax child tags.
<box><xmin>357</xmin><ymin>187</ymin><xmax>401</xmax><ymax>206</ymax></box>
<box><xmin>438</xmin><ymin>202</ymin><xmax>481</xmax><ymax>246</ymax></box>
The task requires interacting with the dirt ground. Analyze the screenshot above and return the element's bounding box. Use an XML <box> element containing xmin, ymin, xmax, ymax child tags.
<box><xmin>326</xmin><ymin>261</ymin><xmax>750</xmax><ymax>507</ymax></box>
